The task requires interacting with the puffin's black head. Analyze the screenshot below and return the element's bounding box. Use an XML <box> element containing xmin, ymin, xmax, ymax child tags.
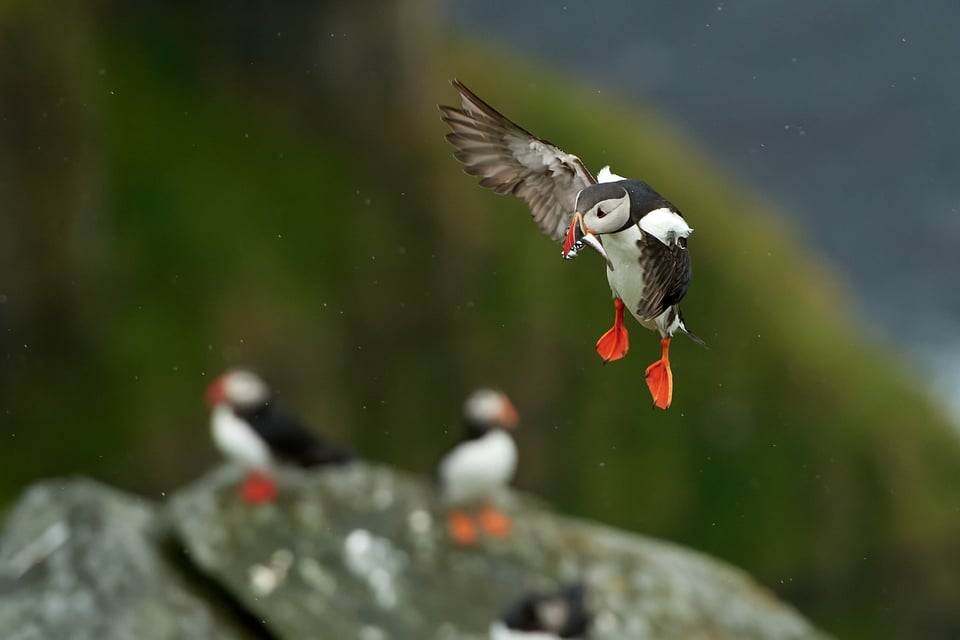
<box><xmin>205</xmin><ymin>369</ymin><xmax>271</xmax><ymax>412</ymax></box>
<box><xmin>462</xmin><ymin>388</ymin><xmax>519</xmax><ymax>437</ymax></box>
<box><xmin>500</xmin><ymin>582</ymin><xmax>591</xmax><ymax>637</ymax></box>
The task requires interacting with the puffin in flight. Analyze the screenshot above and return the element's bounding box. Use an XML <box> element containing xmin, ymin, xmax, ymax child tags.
<box><xmin>490</xmin><ymin>583</ymin><xmax>592</xmax><ymax>640</ymax></box>
<box><xmin>439</xmin><ymin>81</ymin><xmax>704</xmax><ymax>409</ymax></box>
<box><xmin>205</xmin><ymin>369</ymin><xmax>353</xmax><ymax>503</ymax></box>
<box><xmin>436</xmin><ymin>388</ymin><xmax>519</xmax><ymax>545</ymax></box>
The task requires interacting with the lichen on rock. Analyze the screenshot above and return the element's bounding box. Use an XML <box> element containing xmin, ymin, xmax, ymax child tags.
<box><xmin>0</xmin><ymin>467</ymin><xmax>829</xmax><ymax>639</ymax></box>
<box><xmin>168</xmin><ymin>463</ymin><xmax>829</xmax><ymax>639</ymax></box>
<box><xmin>0</xmin><ymin>478</ymin><xmax>247</xmax><ymax>640</ymax></box>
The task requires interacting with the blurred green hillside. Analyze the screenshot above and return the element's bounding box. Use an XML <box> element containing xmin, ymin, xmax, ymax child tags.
<box><xmin>2</xmin><ymin>3</ymin><xmax>960</xmax><ymax>639</ymax></box>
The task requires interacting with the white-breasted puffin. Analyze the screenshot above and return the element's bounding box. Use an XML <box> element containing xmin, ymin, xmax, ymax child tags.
<box><xmin>437</xmin><ymin>388</ymin><xmax>519</xmax><ymax>545</ymax></box>
<box><xmin>204</xmin><ymin>369</ymin><xmax>353</xmax><ymax>504</ymax></box>
<box><xmin>439</xmin><ymin>81</ymin><xmax>704</xmax><ymax>410</ymax></box>
<box><xmin>490</xmin><ymin>583</ymin><xmax>592</xmax><ymax>640</ymax></box>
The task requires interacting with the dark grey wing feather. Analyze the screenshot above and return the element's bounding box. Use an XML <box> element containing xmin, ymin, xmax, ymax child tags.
<box><xmin>244</xmin><ymin>403</ymin><xmax>353</xmax><ymax>467</ymax></box>
<box><xmin>439</xmin><ymin>80</ymin><xmax>596</xmax><ymax>242</ymax></box>
<box><xmin>636</xmin><ymin>232</ymin><xmax>692</xmax><ymax>321</ymax></box>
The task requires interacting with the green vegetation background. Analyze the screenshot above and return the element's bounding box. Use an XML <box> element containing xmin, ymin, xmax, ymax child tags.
<box><xmin>2</xmin><ymin>3</ymin><xmax>959</xmax><ymax>638</ymax></box>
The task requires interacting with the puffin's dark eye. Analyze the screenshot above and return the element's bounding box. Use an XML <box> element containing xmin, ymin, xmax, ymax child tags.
<box><xmin>597</xmin><ymin>208</ymin><xmax>607</xmax><ymax>218</ymax></box>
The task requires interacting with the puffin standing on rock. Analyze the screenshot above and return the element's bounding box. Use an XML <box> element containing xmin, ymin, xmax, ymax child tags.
<box><xmin>440</xmin><ymin>81</ymin><xmax>704</xmax><ymax>409</ymax></box>
<box><xmin>205</xmin><ymin>369</ymin><xmax>353</xmax><ymax>504</ymax></box>
<box><xmin>437</xmin><ymin>388</ymin><xmax>520</xmax><ymax>545</ymax></box>
<box><xmin>491</xmin><ymin>583</ymin><xmax>592</xmax><ymax>640</ymax></box>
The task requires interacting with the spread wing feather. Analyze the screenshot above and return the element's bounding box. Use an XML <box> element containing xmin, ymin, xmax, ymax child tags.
<box><xmin>439</xmin><ymin>80</ymin><xmax>596</xmax><ymax>242</ymax></box>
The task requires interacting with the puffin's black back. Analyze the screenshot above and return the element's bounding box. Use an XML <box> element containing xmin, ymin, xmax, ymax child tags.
<box><xmin>501</xmin><ymin>583</ymin><xmax>591</xmax><ymax>638</ymax></box>
<box><xmin>237</xmin><ymin>400</ymin><xmax>354</xmax><ymax>467</ymax></box>
<box><xmin>621</xmin><ymin>180</ymin><xmax>676</xmax><ymax>221</ymax></box>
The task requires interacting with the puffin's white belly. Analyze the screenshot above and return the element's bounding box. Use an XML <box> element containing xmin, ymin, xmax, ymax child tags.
<box><xmin>211</xmin><ymin>406</ymin><xmax>273</xmax><ymax>470</ymax></box>
<box><xmin>439</xmin><ymin>430</ymin><xmax>517</xmax><ymax>504</ymax></box>
<box><xmin>600</xmin><ymin>227</ymin><xmax>658</xmax><ymax>331</ymax></box>
<box><xmin>489</xmin><ymin>621</ymin><xmax>563</xmax><ymax>640</ymax></box>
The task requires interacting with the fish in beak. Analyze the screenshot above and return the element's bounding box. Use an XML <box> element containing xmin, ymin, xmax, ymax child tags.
<box><xmin>562</xmin><ymin>212</ymin><xmax>613</xmax><ymax>269</ymax></box>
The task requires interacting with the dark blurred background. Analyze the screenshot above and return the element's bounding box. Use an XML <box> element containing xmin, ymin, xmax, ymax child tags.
<box><xmin>2</xmin><ymin>2</ymin><xmax>959</xmax><ymax>638</ymax></box>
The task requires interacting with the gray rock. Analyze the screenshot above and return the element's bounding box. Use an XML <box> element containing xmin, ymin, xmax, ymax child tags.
<box><xmin>169</xmin><ymin>463</ymin><xmax>829</xmax><ymax>640</ymax></box>
<box><xmin>0</xmin><ymin>478</ymin><xmax>248</xmax><ymax>640</ymax></box>
<box><xmin>0</xmin><ymin>470</ymin><xmax>829</xmax><ymax>639</ymax></box>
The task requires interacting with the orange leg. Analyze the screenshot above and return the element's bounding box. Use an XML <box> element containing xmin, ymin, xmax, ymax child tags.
<box><xmin>240</xmin><ymin>470</ymin><xmax>278</xmax><ymax>504</ymax></box>
<box><xmin>645</xmin><ymin>337</ymin><xmax>674</xmax><ymax>410</ymax></box>
<box><xmin>478</xmin><ymin>503</ymin><xmax>512</xmax><ymax>538</ymax></box>
<box><xmin>596</xmin><ymin>298</ymin><xmax>630</xmax><ymax>362</ymax></box>
<box><xmin>447</xmin><ymin>509</ymin><xmax>479</xmax><ymax>545</ymax></box>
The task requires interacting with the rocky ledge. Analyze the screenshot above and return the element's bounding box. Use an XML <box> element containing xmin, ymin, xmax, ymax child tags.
<box><xmin>0</xmin><ymin>464</ymin><xmax>829</xmax><ymax>639</ymax></box>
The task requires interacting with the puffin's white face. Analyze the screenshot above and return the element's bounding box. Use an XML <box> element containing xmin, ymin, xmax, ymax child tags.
<box><xmin>563</xmin><ymin>183</ymin><xmax>631</xmax><ymax>265</ymax></box>
<box><xmin>224</xmin><ymin>371</ymin><xmax>269</xmax><ymax>406</ymax></box>
<box><xmin>535</xmin><ymin>597</ymin><xmax>573</xmax><ymax>632</ymax></box>
<box><xmin>464</xmin><ymin>388</ymin><xmax>519</xmax><ymax>429</ymax></box>
<box><xmin>206</xmin><ymin>369</ymin><xmax>270</xmax><ymax>410</ymax></box>
<box><xmin>579</xmin><ymin>190</ymin><xmax>631</xmax><ymax>235</ymax></box>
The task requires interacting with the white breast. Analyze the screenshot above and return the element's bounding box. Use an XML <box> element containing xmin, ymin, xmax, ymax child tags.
<box><xmin>439</xmin><ymin>430</ymin><xmax>517</xmax><ymax>504</ymax></box>
<box><xmin>601</xmin><ymin>225</ymin><xmax>690</xmax><ymax>335</ymax></box>
<box><xmin>211</xmin><ymin>406</ymin><xmax>273</xmax><ymax>470</ymax></box>
<box><xmin>489</xmin><ymin>621</ymin><xmax>563</xmax><ymax>640</ymax></box>
<box><xmin>600</xmin><ymin>226</ymin><xmax>655</xmax><ymax>329</ymax></box>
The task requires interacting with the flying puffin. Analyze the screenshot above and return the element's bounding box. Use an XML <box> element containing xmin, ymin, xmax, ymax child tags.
<box><xmin>437</xmin><ymin>388</ymin><xmax>519</xmax><ymax>545</ymax></box>
<box><xmin>204</xmin><ymin>369</ymin><xmax>353</xmax><ymax>504</ymax></box>
<box><xmin>490</xmin><ymin>583</ymin><xmax>592</xmax><ymax>640</ymax></box>
<box><xmin>439</xmin><ymin>81</ymin><xmax>704</xmax><ymax>410</ymax></box>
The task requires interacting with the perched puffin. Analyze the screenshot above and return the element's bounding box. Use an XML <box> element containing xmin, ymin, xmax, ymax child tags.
<box><xmin>437</xmin><ymin>388</ymin><xmax>519</xmax><ymax>545</ymax></box>
<box><xmin>439</xmin><ymin>81</ymin><xmax>704</xmax><ymax>410</ymax></box>
<box><xmin>490</xmin><ymin>583</ymin><xmax>592</xmax><ymax>640</ymax></box>
<box><xmin>204</xmin><ymin>369</ymin><xmax>353</xmax><ymax>504</ymax></box>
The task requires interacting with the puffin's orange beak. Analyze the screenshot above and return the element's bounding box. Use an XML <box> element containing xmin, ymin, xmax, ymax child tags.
<box><xmin>562</xmin><ymin>212</ymin><xmax>612</xmax><ymax>268</ymax></box>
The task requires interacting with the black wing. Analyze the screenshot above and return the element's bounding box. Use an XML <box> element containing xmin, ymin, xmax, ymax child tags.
<box><xmin>635</xmin><ymin>232</ymin><xmax>692</xmax><ymax>321</ymax></box>
<box><xmin>439</xmin><ymin>80</ymin><xmax>596</xmax><ymax>242</ymax></box>
<box><xmin>243</xmin><ymin>402</ymin><xmax>353</xmax><ymax>467</ymax></box>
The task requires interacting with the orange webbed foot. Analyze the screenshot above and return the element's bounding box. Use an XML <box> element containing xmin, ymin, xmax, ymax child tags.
<box><xmin>240</xmin><ymin>470</ymin><xmax>278</xmax><ymax>504</ymax></box>
<box><xmin>644</xmin><ymin>337</ymin><xmax>674</xmax><ymax>410</ymax></box>
<box><xmin>448</xmin><ymin>509</ymin><xmax>479</xmax><ymax>545</ymax></box>
<box><xmin>478</xmin><ymin>504</ymin><xmax>512</xmax><ymax>538</ymax></box>
<box><xmin>596</xmin><ymin>298</ymin><xmax>629</xmax><ymax>362</ymax></box>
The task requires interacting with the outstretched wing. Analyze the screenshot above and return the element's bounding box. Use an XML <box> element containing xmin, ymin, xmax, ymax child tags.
<box><xmin>636</xmin><ymin>233</ymin><xmax>692</xmax><ymax>321</ymax></box>
<box><xmin>439</xmin><ymin>80</ymin><xmax>596</xmax><ymax>242</ymax></box>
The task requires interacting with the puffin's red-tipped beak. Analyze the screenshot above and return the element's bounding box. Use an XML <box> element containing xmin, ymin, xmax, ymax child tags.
<box><xmin>498</xmin><ymin>399</ymin><xmax>520</xmax><ymax>429</ymax></box>
<box><xmin>562</xmin><ymin>212</ymin><xmax>612</xmax><ymax>269</ymax></box>
<box><xmin>205</xmin><ymin>375</ymin><xmax>226</xmax><ymax>408</ymax></box>
<box><xmin>562</xmin><ymin>212</ymin><xmax>586</xmax><ymax>259</ymax></box>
